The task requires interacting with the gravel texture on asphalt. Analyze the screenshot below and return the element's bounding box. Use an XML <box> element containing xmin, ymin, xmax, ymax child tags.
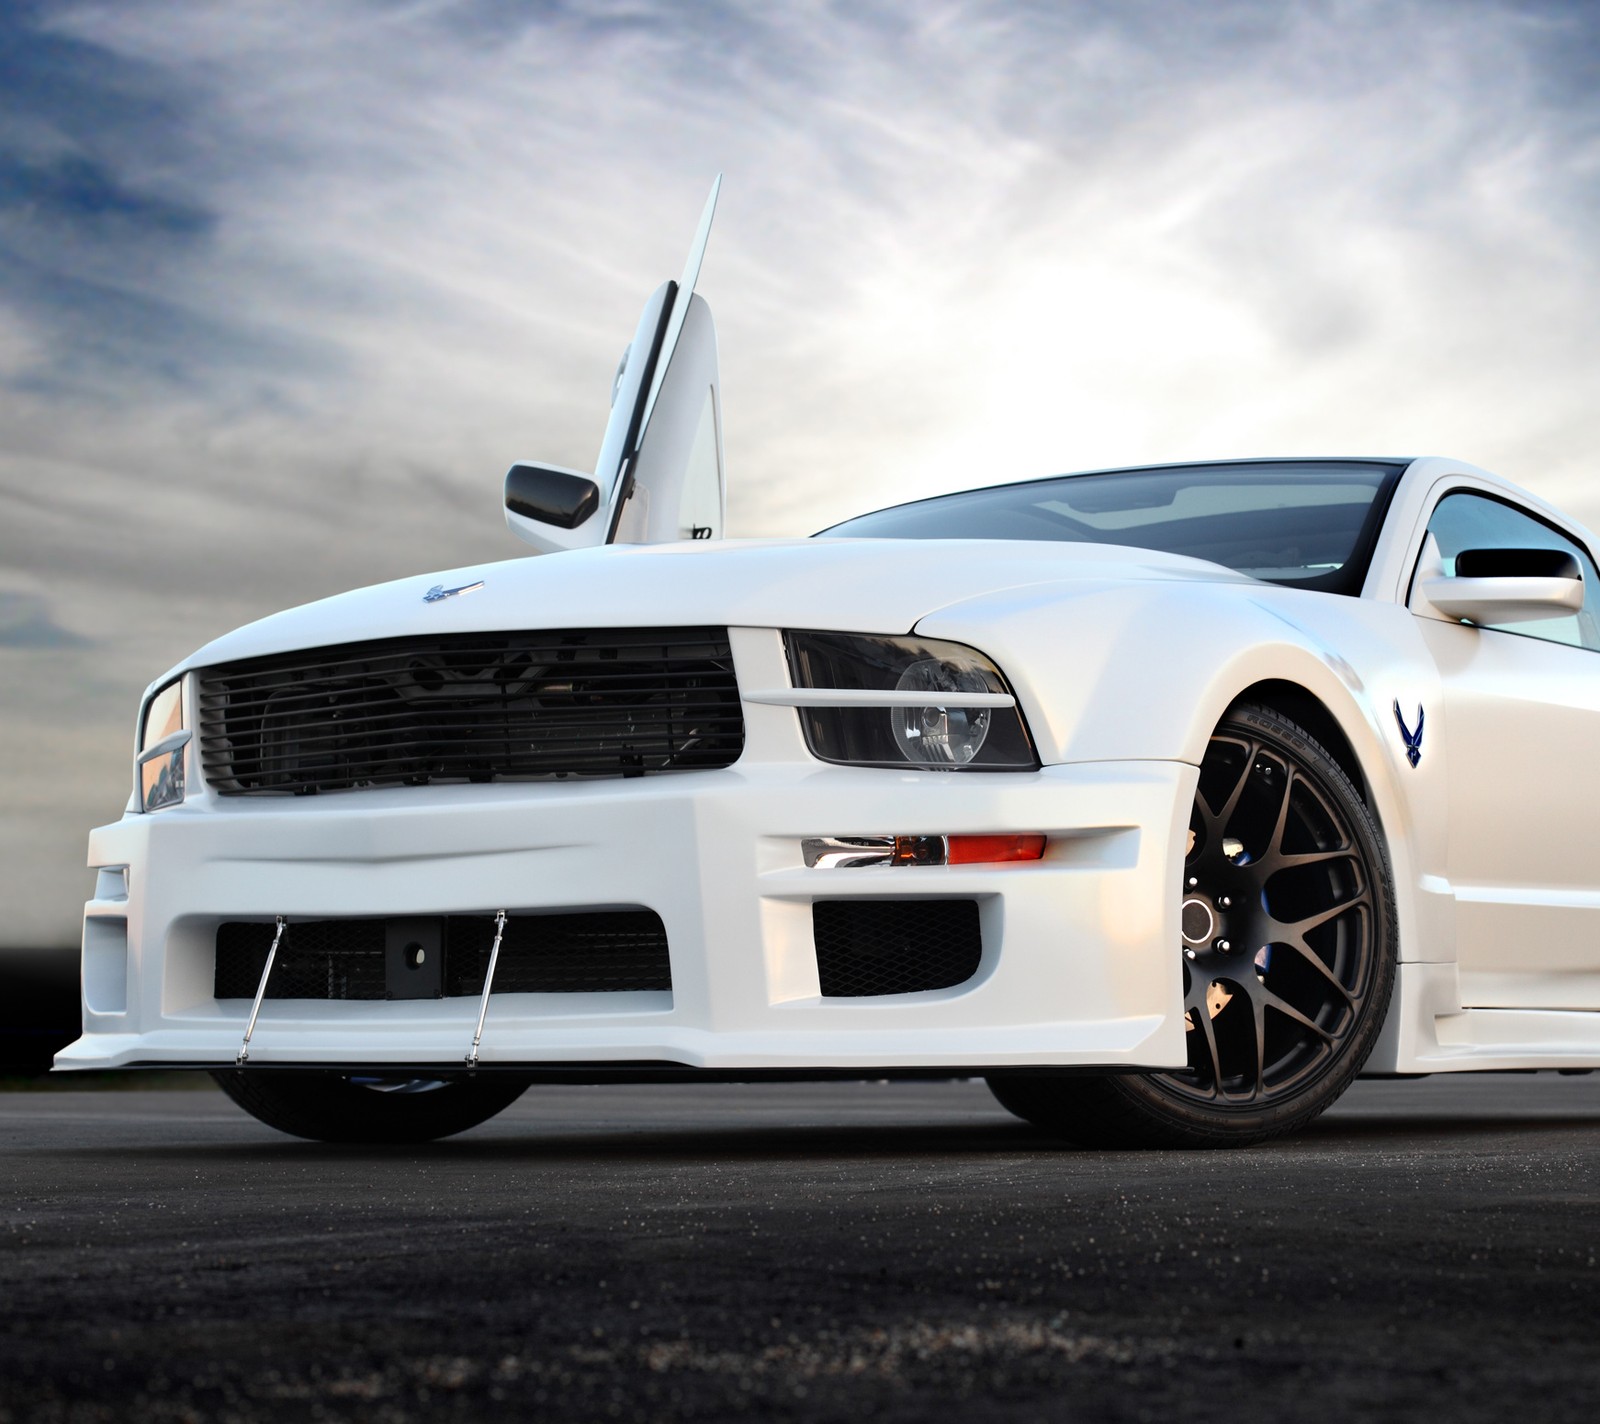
<box><xmin>2</xmin><ymin>1075</ymin><xmax>1598</xmax><ymax>1422</ymax></box>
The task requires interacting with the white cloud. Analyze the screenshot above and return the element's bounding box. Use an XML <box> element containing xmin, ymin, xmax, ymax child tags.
<box><xmin>4</xmin><ymin>0</ymin><xmax>1600</xmax><ymax>941</ymax></box>
<box><xmin>0</xmin><ymin>305</ymin><xmax>41</xmax><ymax>377</ymax></box>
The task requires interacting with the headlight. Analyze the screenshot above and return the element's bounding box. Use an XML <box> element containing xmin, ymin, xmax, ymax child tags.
<box><xmin>136</xmin><ymin>679</ymin><xmax>190</xmax><ymax>812</ymax></box>
<box><xmin>784</xmin><ymin>631</ymin><xmax>1037</xmax><ymax>770</ymax></box>
<box><xmin>890</xmin><ymin>656</ymin><xmax>994</xmax><ymax>765</ymax></box>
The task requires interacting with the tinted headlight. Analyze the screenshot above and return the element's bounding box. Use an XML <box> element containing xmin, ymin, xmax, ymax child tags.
<box><xmin>784</xmin><ymin>631</ymin><xmax>1037</xmax><ymax>770</ymax></box>
<box><xmin>136</xmin><ymin>679</ymin><xmax>190</xmax><ymax>812</ymax></box>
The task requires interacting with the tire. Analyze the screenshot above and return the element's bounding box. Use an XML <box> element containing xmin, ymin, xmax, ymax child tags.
<box><xmin>989</xmin><ymin>702</ymin><xmax>1397</xmax><ymax>1148</ymax></box>
<box><xmin>211</xmin><ymin>1070</ymin><xmax>531</xmax><ymax>1143</ymax></box>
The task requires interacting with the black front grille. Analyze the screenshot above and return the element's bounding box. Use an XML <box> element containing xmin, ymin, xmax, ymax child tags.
<box><xmin>813</xmin><ymin>900</ymin><xmax>983</xmax><ymax>997</ymax></box>
<box><xmin>198</xmin><ymin>628</ymin><xmax>743</xmax><ymax>795</ymax></box>
<box><xmin>214</xmin><ymin>912</ymin><xmax>672</xmax><ymax>1000</ymax></box>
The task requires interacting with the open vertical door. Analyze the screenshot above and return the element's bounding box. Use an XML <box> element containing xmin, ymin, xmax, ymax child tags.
<box><xmin>504</xmin><ymin>177</ymin><xmax>726</xmax><ymax>554</ymax></box>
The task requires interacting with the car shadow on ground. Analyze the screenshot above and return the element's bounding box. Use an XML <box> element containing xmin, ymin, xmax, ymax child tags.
<box><xmin>39</xmin><ymin>1117</ymin><xmax>1048</xmax><ymax>1165</ymax></box>
<box><xmin>30</xmin><ymin>1103</ymin><xmax>1600</xmax><ymax>1167</ymax></box>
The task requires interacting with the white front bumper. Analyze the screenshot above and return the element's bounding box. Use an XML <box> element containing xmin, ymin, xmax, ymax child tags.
<box><xmin>61</xmin><ymin>755</ymin><xmax>1195</xmax><ymax>1074</ymax></box>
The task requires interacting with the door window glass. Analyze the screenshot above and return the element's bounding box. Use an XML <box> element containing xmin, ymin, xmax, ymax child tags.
<box><xmin>1422</xmin><ymin>492</ymin><xmax>1600</xmax><ymax>651</ymax></box>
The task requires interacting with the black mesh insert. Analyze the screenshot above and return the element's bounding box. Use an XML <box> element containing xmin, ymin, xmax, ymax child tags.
<box><xmin>215</xmin><ymin>920</ymin><xmax>388</xmax><ymax>1000</ymax></box>
<box><xmin>198</xmin><ymin>627</ymin><xmax>742</xmax><ymax>795</ymax></box>
<box><xmin>812</xmin><ymin>900</ymin><xmax>982</xmax><ymax>997</ymax></box>
<box><xmin>442</xmin><ymin>913</ymin><xmax>673</xmax><ymax>995</ymax></box>
<box><xmin>214</xmin><ymin>912</ymin><xmax>671</xmax><ymax>1000</ymax></box>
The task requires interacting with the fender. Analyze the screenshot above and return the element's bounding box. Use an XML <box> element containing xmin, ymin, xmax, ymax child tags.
<box><xmin>917</xmin><ymin>575</ymin><xmax>1458</xmax><ymax>977</ymax></box>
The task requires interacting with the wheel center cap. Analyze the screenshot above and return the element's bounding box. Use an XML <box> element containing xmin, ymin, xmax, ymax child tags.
<box><xmin>1180</xmin><ymin>896</ymin><xmax>1216</xmax><ymax>946</ymax></box>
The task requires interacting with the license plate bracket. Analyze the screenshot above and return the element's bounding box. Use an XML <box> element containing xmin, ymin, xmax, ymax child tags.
<box><xmin>385</xmin><ymin>917</ymin><xmax>444</xmax><ymax>999</ymax></box>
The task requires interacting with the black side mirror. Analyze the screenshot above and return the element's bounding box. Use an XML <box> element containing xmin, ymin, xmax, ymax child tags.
<box><xmin>504</xmin><ymin>463</ymin><xmax>601</xmax><ymax>531</ymax></box>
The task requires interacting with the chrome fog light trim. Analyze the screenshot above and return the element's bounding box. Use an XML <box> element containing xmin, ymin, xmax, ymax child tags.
<box><xmin>804</xmin><ymin>835</ymin><xmax>899</xmax><ymax>868</ymax></box>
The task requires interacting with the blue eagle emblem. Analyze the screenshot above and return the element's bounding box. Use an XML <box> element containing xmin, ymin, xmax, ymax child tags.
<box><xmin>1393</xmin><ymin>701</ymin><xmax>1424</xmax><ymax>768</ymax></box>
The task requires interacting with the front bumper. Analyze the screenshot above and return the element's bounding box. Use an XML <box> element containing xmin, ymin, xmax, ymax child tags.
<box><xmin>61</xmin><ymin>754</ymin><xmax>1195</xmax><ymax>1074</ymax></box>
<box><xmin>63</xmin><ymin>628</ymin><xmax>1194</xmax><ymax>1073</ymax></box>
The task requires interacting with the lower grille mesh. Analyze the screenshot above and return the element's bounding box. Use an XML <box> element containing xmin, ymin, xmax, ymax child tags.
<box><xmin>214</xmin><ymin>912</ymin><xmax>671</xmax><ymax>1000</ymax></box>
<box><xmin>442</xmin><ymin>914</ymin><xmax>673</xmax><ymax>995</ymax></box>
<box><xmin>812</xmin><ymin>900</ymin><xmax>983</xmax><ymax>997</ymax></box>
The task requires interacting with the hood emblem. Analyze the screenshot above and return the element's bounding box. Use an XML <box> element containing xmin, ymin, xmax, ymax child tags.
<box><xmin>1393</xmin><ymin>700</ymin><xmax>1424</xmax><ymax>768</ymax></box>
<box><xmin>423</xmin><ymin>580</ymin><xmax>485</xmax><ymax>604</ymax></box>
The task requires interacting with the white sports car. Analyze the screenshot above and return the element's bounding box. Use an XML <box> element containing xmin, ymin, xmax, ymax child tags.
<box><xmin>63</xmin><ymin>185</ymin><xmax>1600</xmax><ymax>1147</ymax></box>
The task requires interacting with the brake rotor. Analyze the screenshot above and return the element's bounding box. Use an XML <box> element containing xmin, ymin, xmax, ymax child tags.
<box><xmin>1183</xmin><ymin>824</ymin><xmax>1238</xmax><ymax>1029</ymax></box>
<box><xmin>1184</xmin><ymin>981</ymin><xmax>1235</xmax><ymax>1030</ymax></box>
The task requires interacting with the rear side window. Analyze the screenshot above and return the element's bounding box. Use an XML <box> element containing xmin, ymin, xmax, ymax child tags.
<box><xmin>1423</xmin><ymin>492</ymin><xmax>1600</xmax><ymax>652</ymax></box>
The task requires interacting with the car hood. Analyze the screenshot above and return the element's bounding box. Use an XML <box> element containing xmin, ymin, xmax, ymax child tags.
<box><xmin>175</xmin><ymin>537</ymin><xmax>1258</xmax><ymax>672</ymax></box>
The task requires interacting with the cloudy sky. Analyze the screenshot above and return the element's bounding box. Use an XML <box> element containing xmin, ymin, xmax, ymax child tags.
<box><xmin>3</xmin><ymin>0</ymin><xmax>1599</xmax><ymax>946</ymax></box>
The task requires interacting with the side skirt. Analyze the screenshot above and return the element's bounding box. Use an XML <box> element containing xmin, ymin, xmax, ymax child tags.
<box><xmin>1366</xmin><ymin>961</ymin><xmax>1600</xmax><ymax>1073</ymax></box>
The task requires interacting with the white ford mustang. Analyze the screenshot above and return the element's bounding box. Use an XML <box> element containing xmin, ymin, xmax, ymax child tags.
<box><xmin>63</xmin><ymin>185</ymin><xmax>1600</xmax><ymax>1147</ymax></box>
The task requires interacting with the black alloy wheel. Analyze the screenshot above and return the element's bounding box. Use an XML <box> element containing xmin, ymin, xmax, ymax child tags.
<box><xmin>211</xmin><ymin>1070</ymin><xmax>531</xmax><ymax>1143</ymax></box>
<box><xmin>988</xmin><ymin>702</ymin><xmax>1397</xmax><ymax>1148</ymax></box>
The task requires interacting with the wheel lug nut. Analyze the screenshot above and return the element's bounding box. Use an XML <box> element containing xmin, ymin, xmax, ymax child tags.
<box><xmin>1219</xmin><ymin>896</ymin><xmax>1232</xmax><ymax>909</ymax></box>
<box><xmin>1184</xmin><ymin>948</ymin><xmax>1197</xmax><ymax>960</ymax></box>
<box><xmin>1214</xmin><ymin>938</ymin><xmax>1231</xmax><ymax>953</ymax></box>
<box><xmin>1187</xmin><ymin>877</ymin><xmax>1199</xmax><ymax>889</ymax></box>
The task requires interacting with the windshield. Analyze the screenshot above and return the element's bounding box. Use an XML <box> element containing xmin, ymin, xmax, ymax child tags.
<box><xmin>819</xmin><ymin>460</ymin><xmax>1406</xmax><ymax>595</ymax></box>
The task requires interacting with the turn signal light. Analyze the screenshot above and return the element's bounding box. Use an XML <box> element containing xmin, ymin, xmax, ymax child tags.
<box><xmin>943</xmin><ymin>834</ymin><xmax>1047</xmax><ymax>865</ymax></box>
<box><xmin>888</xmin><ymin>834</ymin><xmax>1046</xmax><ymax>866</ymax></box>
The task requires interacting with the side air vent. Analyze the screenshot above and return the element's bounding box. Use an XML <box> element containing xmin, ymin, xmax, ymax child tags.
<box><xmin>812</xmin><ymin>900</ymin><xmax>983</xmax><ymax>997</ymax></box>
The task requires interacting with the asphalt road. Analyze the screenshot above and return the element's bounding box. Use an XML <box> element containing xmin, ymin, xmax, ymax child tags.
<box><xmin>3</xmin><ymin>1074</ymin><xmax>1598</xmax><ymax>1423</ymax></box>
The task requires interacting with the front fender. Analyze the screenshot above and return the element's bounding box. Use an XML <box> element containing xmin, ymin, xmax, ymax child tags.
<box><xmin>915</xmin><ymin>578</ymin><xmax>1456</xmax><ymax>969</ymax></box>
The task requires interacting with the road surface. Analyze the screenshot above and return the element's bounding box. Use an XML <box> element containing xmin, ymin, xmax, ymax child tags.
<box><xmin>2</xmin><ymin>1074</ymin><xmax>1597</xmax><ymax>1421</ymax></box>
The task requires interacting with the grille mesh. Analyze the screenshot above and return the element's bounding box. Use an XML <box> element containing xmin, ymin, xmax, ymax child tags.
<box><xmin>215</xmin><ymin>920</ymin><xmax>388</xmax><ymax>1000</ymax></box>
<box><xmin>442</xmin><ymin>914</ymin><xmax>673</xmax><ymax>995</ymax></box>
<box><xmin>812</xmin><ymin>900</ymin><xmax>983</xmax><ymax>997</ymax></box>
<box><xmin>214</xmin><ymin>912</ymin><xmax>672</xmax><ymax>1000</ymax></box>
<box><xmin>198</xmin><ymin>628</ymin><xmax>742</xmax><ymax>795</ymax></box>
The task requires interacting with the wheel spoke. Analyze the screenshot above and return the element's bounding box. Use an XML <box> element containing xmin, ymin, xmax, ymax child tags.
<box><xmin>1276</xmin><ymin>937</ymin><xmax>1357</xmax><ymax>1004</ymax></box>
<box><xmin>1284</xmin><ymin>891</ymin><xmax>1371</xmax><ymax>939</ymax></box>
<box><xmin>1263</xmin><ymin>989</ymin><xmax>1335</xmax><ymax>1043</ymax></box>
<box><xmin>1262</xmin><ymin>766</ymin><xmax>1296</xmax><ymax>865</ymax></box>
<box><xmin>1271</xmin><ymin>846</ymin><xmax>1358</xmax><ymax>870</ymax></box>
<box><xmin>1196</xmin><ymin>737</ymin><xmax>1254</xmax><ymax>837</ymax></box>
<box><xmin>1247</xmin><ymin>995</ymin><xmax>1268</xmax><ymax>1095</ymax></box>
<box><xmin>1189</xmin><ymin>993</ymin><xmax>1225</xmax><ymax>1097</ymax></box>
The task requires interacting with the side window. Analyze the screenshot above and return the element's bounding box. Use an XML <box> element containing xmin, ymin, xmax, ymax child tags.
<box><xmin>1422</xmin><ymin>491</ymin><xmax>1600</xmax><ymax>652</ymax></box>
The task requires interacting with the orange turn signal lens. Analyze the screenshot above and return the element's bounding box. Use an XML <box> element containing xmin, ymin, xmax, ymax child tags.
<box><xmin>944</xmin><ymin>834</ymin><xmax>1047</xmax><ymax>865</ymax></box>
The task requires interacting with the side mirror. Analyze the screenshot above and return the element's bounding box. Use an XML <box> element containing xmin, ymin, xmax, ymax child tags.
<box><xmin>1417</xmin><ymin>545</ymin><xmax>1584</xmax><ymax>625</ymax></box>
<box><xmin>503</xmin><ymin>463</ymin><xmax>603</xmax><ymax>555</ymax></box>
